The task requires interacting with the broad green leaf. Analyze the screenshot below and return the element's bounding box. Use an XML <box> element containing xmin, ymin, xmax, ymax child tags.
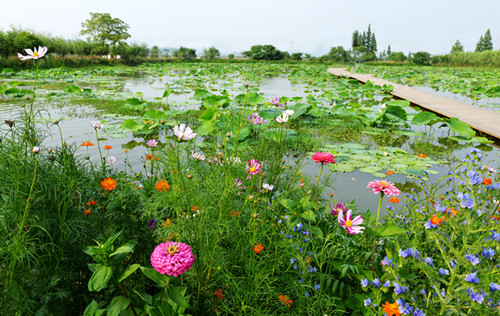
<box><xmin>446</xmin><ymin>117</ymin><xmax>475</xmax><ymax>138</ymax></box>
<box><xmin>140</xmin><ymin>266</ymin><xmax>170</xmax><ymax>287</ymax></box>
<box><xmin>301</xmin><ymin>210</ymin><xmax>316</xmax><ymax>222</ymax></box>
<box><xmin>279</xmin><ymin>199</ymin><xmax>297</xmax><ymax>211</ymax></box>
<box><xmin>412</xmin><ymin>111</ymin><xmax>440</xmax><ymax>125</ymax></box>
<box><xmin>107</xmin><ymin>296</ymin><xmax>131</xmax><ymax>316</ymax></box>
<box><xmin>117</xmin><ymin>264</ymin><xmax>140</xmax><ymax>283</ymax></box>
<box><xmin>246</xmin><ymin>92</ymin><xmax>266</xmax><ymax>105</ymax></box>
<box><xmin>378</xmin><ymin>224</ymin><xmax>407</xmax><ymax>237</ymax></box>
<box><xmin>385</xmin><ymin>105</ymin><xmax>407</xmax><ymax>122</ymax></box>
<box><xmin>192</xmin><ymin>89</ymin><xmax>213</xmax><ymax>100</ymax></box>
<box><xmin>88</xmin><ymin>265</ymin><xmax>113</xmax><ymax>292</ymax></box>
<box><xmin>83</xmin><ymin>300</ymin><xmax>99</xmax><ymax>316</ymax></box>
<box><xmin>64</xmin><ymin>85</ymin><xmax>82</xmax><ymax>93</ymax></box>
<box><xmin>167</xmin><ymin>286</ymin><xmax>190</xmax><ymax>309</ymax></box>
<box><xmin>162</xmin><ymin>89</ymin><xmax>173</xmax><ymax>98</ymax></box>
<box><xmin>386</xmin><ymin>100</ymin><xmax>410</xmax><ymax>107</ymax></box>
<box><xmin>287</xmin><ymin>103</ymin><xmax>310</xmax><ymax>118</ymax></box>
<box><xmin>144</xmin><ymin>110</ymin><xmax>166</xmax><ymax>121</ymax></box>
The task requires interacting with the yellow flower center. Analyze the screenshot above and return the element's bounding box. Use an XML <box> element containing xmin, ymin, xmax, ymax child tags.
<box><xmin>345</xmin><ymin>220</ymin><xmax>352</xmax><ymax>227</ymax></box>
<box><xmin>167</xmin><ymin>244</ymin><xmax>178</xmax><ymax>255</ymax></box>
<box><xmin>33</xmin><ymin>52</ymin><xmax>39</xmax><ymax>57</ymax></box>
<box><xmin>249</xmin><ymin>167</ymin><xmax>256</xmax><ymax>173</ymax></box>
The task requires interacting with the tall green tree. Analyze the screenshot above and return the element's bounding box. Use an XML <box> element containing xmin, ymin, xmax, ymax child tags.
<box><xmin>80</xmin><ymin>12</ymin><xmax>131</xmax><ymax>55</ymax></box>
<box><xmin>352</xmin><ymin>31</ymin><xmax>360</xmax><ymax>48</ymax></box>
<box><xmin>202</xmin><ymin>46</ymin><xmax>220</xmax><ymax>60</ymax></box>
<box><xmin>483</xmin><ymin>29</ymin><xmax>493</xmax><ymax>51</ymax></box>
<box><xmin>242</xmin><ymin>45</ymin><xmax>285</xmax><ymax>60</ymax></box>
<box><xmin>173</xmin><ymin>46</ymin><xmax>197</xmax><ymax>59</ymax></box>
<box><xmin>451</xmin><ymin>40</ymin><xmax>464</xmax><ymax>53</ymax></box>
<box><xmin>475</xmin><ymin>36</ymin><xmax>484</xmax><ymax>52</ymax></box>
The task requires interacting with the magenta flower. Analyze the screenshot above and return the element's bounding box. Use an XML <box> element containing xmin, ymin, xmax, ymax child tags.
<box><xmin>271</xmin><ymin>97</ymin><xmax>285</xmax><ymax>108</ymax></box>
<box><xmin>17</xmin><ymin>46</ymin><xmax>48</xmax><ymax>60</ymax></box>
<box><xmin>330</xmin><ymin>201</ymin><xmax>347</xmax><ymax>215</ymax></box>
<box><xmin>311</xmin><ymin>152</ymin><xmax>335</xmax><ymax>165</ymax></box>
<box><xmin>247</xmin><ymin>112</ymin><xmax>267</xmax><ymax>125</ymax></box>
<box><xmin>147</xmin><ymin>139</ymin><xmax>158</xmax><ymax>148</ymax></box>
<box><xmin>173</xmin><ymin>123</ymin><xmax>197</xmax><ymax>141</ymax></box>
<box><xmin>338</xmin><ymin>209</ymin><xmax>365</xmax><ymax>234</ymax></box>
<box><xmin>367</xmin><ymin>180</ymin><xmax>401</xmax><ymax>196</ymax></box>
<box><xmin>246</xmin><ymin>159</ymin><xmax>262</xmax><ymax>175</ymax></box>
<box><xmin>150</xmin><ymin>242</ymin><xmax>195</xmax><ymax>277</ymax></box>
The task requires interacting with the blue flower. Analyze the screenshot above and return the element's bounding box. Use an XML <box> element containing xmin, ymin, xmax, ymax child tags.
<box><xmin>465</xmin><ymin>272</ymin><xmax>480</xmax><ymax>284</ymax></box>
<box><xmin>482</xmin><ymin>248</ymin><xmax>495</xmax><ymax>259</ymax></box>
<box><xmin>383</xmin><ymin>280</ymin><xmax>391</xmax><ymax>287</ymax></box>
<box><xmin>381</xmin><ymin>256</ymin><xmax>394</xmax><ymax>267</ymax></box>
<box><xmin>450</xmin><ymin>259</ymin><xmax>457</xmax><ymax>269</ymax></box>
<box><xmin>361</xmin><ymin>279</ymin><xmax>369</xmax><ymax>288</ymax></box>
<box><xmin>399</xmin><ymin>249</ymin><xmax>410</xmax><ymax>258</ymax></box>
<box><xmin>466</xmin><ymin>253</ymin><xmax>481</xmax><ymax>265</ymax></box>
<box><xmin>371</xmin><ymin>278</ymin><xmax>381</xmax><ymax>288</ymax></box>
<box><xmin>461</xmin><ymin>198</ymin><xmax>474</xmax><ymax>209</ymax></box>
<box><xmin>290</xmin><ymin>258</ymin><xmax>296</xmax><ymax>264</ymax></box>
<box><xmin>414</xmin><ymin>308</ymin><xmax>426</xmax><ymax>316</ymax></box>
<box><xmin>364</xmin><ymin>297</ymin><xmax>372</xmax><ymax>306</ymax></box>
<box><xmin>490</xmin><ymin>282</ymin><xmax>500</xmax><ymax>292</ymax></box>
<box><xmin>439</xmin><ymin>268</ymin><xmax>449</xmax><ymax>276</ymax></box>
<box><xmin>467</xmin><ymin>287</ymin><xmax>485</xmax><ymax>304</ymax></box>
<box><xmin>304</xmin><ymin>292</ymin><xmax>310</xmax><ymax>297</ymax></box>
<box><xmin>425</xmin><ymin>257</ymin><xmax>434</xmax><ymax>267</ymax></box>
<box><xmin>314</xmin><ymin>284</ymin><xmax>320</xmax><ymax>290</ymax></box>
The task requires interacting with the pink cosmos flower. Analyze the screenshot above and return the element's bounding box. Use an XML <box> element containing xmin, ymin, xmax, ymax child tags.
<box><xmin>367</xmin><ymin>180</ymin><xmax>401</xmax><ymax>197</ymax></box>
<box><xmin>17</xmin><ymin>46</ymin><xmax>48</xmax><ymax>60</ymax></box>
<box><xmin>338</xmin><ymin>209</ymin><xmax>365</xmax><ymax>234</ymax></box>
<box><xmin>246</xmin><ymin>159</ymin><xmax>262</xmax><ymax>175</ymax></box>
<box><xmin>247</xmin><ymin>112</ymin><xmax>267</xmax><ymax>125</ymax></box>
<box><xmin>271</xmin><ymin>97</ymin><xmax>285</xmax><ymax>108</ymax></box>
<box><xmin>330</xmin><ymin>201</ymin><xmax>347</xmax><ymax>215</ymax></box>
<box><xmin>173</xmin><ymin>123</ymin><xmax>197</xmax><ymax>141</ymax></box>
<box><xmin>147</xmin><ymin>139</ymin><xmax>158</xmax><ymax>148</ymax></box>
<box><xmin>311</xmin><ymin>152</ymin><xmax>335</xmax><ymax>165</ymax></box>
<box><xmin>150</xmin><ymin>242</ymin><xmax>195</xmax><ymax>277</ymax></box>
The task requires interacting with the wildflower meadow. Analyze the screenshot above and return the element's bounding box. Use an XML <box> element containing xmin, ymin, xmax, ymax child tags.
<box><xmin>0</xmin><ymin>47</ymin><xmax>499</xmax><ymax>316</ymax></box>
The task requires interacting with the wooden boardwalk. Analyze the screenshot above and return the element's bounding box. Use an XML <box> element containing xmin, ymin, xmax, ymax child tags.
<box><xmin>328</xmin><ymin>68</ymin><xmax>500</xmax><ymax>140</ymax></box>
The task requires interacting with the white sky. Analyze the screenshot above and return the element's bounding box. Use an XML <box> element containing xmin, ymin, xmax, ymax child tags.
<box><xmin>1</xmin><ymin>0</ymin><xmax>498</xmax><ymax>56</ymax></box>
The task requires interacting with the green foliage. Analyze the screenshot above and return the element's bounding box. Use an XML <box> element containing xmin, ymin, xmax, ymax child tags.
<box><xmin>476</xmin><ymin>29</ymin><xmax>493</xmax><ymax>52</ymax></box>
<box><xmin>412</xmin><ymin>51</ymin><xmax>431</xmax><ymax>65</ymax></box>
<box><xmin>172</xmin><ymin>46</ymin><xmax>197</xmax><ymax>59</ymax></box>
<box><xmin>388</xmin><ymin>52</ymin><xmax>407</xmax><ymax>62</ymax></box>
<box><xmin>242</xmin><ymin>44</ymin><xmax>286</xmax><ymax>60</ymax></box>
<box><xmin>450</xmin><ymin>40</ymin><xmax>464</xmax><ymax>53</ymax></box>
<box><xmin>202</xmin><ymin>46</ymin><xmax>220</xmax><ymax>60</ymax></box>
<box><xmin>80</xmin><ymin>12</ymin><xmax>131</xmax><ymax>55</ymax></box>
<box><xmin>327</xmin><ymin>46</ymin><xmax>351</xmax><ymax>62</ymax></box>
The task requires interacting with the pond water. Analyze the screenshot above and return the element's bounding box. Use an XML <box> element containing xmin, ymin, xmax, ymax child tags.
<box><xmin>1</xmin><ymin>69</ymin><xmax>500</xmax><ymax>215</ymax></box>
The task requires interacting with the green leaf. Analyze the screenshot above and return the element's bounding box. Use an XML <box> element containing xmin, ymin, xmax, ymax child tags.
<box><xmin>287</xmin><ymin>103</ymin><xmax>310</xmax><ymax>118</ymax></box>
<box><xmin>279</xmin><ymin>199</ymin><xmax>297</xmax><ymax>211</ymax></box>
<box><xmin>121</xmin><ymin>119</ymin><xmax>139</xmax><ymax>131</ymax></box>
<box><xmin>64</xmin><ymin>85</ymin><xmax>81</xmax><ymax>93</ymax></box>
<box><xmin>83</xmin><ymin>300</ymin><xmax>100</xmax><ymax>316</ymax></box>
<box><xmin>363</xmin><ymin>227</ymin><xmax>381</xmax><ymax>238</ymax></box>
<box><xmin>167</xmin><ymin>286</ymin><xmax>190</xmax><ymax>309</ymax></box>
<box><xmin>106</xmin><ymin>296</ymin><xmax>131</xmax><ymax>316</ymax></box>
<box><xmin>385</xmin><ymin>105</ymin><xmax>407</xmax><ymax>122</ymax></box>
<box><xmin>446</xmin><ymin>117</ymin><xmax>475</xmax><ymax>138</ymax></box>
<box><xmin>378</xmin><ymin>224</ymin><xmax>407</xmax><ymax>237</ymax></box>
<box><xmin>246</xmin><ymin>92</ymin><xmax>266</xmax><ymax>105</ymax></box>
<box><xmin>301</xmin><ymin>210</ymin><xmax>316</xmax><ymax>222</ymax></box>
<box><xmin>386</xmin><ymin>100</ymin><xmax>410</xmax><ymax>107</ymax></box>
<box><xmin>133</xmin><ymin>289</ymin><xmax>153</xmax><ymax>305</ymax></box>
<box><xmin>311</xmin><ymin>226</ymin><xmax>324</xmax><ymax>240</ymax></box>
<box><xmin>109</xmin><ymin>243</ymin><xmax>135</xmax><ymax>263</ymax></box>
<box><xmin>125</xmin><ymin>97</ymin><xmax>143</xmax><ymax>106</ymax></box>
<box><xmin>412</xmin><ymin>111</ymin><xmax>440</xmax><ymax>126</ymax></box>
<box><xmin>88</xmin><ymin>265</ymin><xmax>113</xmax><ymax>292</ymax></box>
<box><xmin>144</xmin><ymin>110</ymin><xmax>166</xmax><ymax>121</ymax></box>
<box><xmin>117</xmin><ymin>264</ymin><xmax>140</xmax><ymax>283</ymax></box>
<box><xmin>140</xmin><ymin>266</ymin><xmax>169</xmax><ymax>287</ymax></box>
<box><xmin>192</xmin><ymin>89</ymin><xmax>213</xmax><ymax>100</ymax></box>
<box><xmin>162</xmin><ymin>89</ymin><xmax>173</xmax><ymax>98</ymax></box>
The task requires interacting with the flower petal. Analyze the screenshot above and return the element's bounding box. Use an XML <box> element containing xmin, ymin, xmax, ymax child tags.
<box><xmin>352</xmin><ymin>215</ymin><xmax>364</xmax><ymax>225</ymax></box>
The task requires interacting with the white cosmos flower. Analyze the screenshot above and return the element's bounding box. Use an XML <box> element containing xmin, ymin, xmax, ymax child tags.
<box><xmin>91</xmin><ymin>121</ymin><xmax>103</xmax><ymax>130</ymax></box>
<box><xmin>263</xmin><ymin>183</ymin><xmax>274</xmax><ymax>191</ymax></box>
<box><xmin>192</xmin><ymin>151</ymin><xmax>206</xmax><ymax>161</ymax></box>
<box><xmin>107</xmin><ymin>156</ymin><xmax>117</xmax><ymax>164</ymax></box>
<box><xmin>173</xmin><ymin>123</ymin><xmax>197</xmax><ymax>141</ymax></box>
<box><xmin>276</xmin><ymin>114</ymin><xmax>289</xmax><ymax>123</ymax></box>
<box><xmin>17</xmin><ymin>46</ymin><xmax>48</xmax><ymax>60</ymax></box>
<box><xmin>32</xmin><ymin>146</ymin><xmax>40</xmax><ymax>153</ymax></box>
<box><xmin>284</xmin><ymin>109</ymin><xmax>294</xmax><ymax>116</ymax></box>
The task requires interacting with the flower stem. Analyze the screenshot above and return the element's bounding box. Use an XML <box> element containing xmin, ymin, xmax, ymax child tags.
<box><xmin>371</xmin><ymin>193</ymin><xmax>384</xmax><ymax>278</ymax></box>
<box><xmin>313</xmin><ymin>163</ymin><xmax>324</xmax><ymax>204</ymax></box>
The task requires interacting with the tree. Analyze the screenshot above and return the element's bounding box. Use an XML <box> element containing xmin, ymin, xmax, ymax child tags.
<box><xmin>387</xmin><ymin>45</ymin><xmax>392</xmax><ymax>56</ymax></box>
<box><xmin>202</xmin><ymin>46</ymin><xmax>220</xmax><ymax>60</ymax></box>
<box><xmin>227</xmin><ymin>53</ymin><xmax>235</xmax><ymax>60</ymax></box>
<box><xmin>351</xmin><ymin>25</ymin><xmax>377</xmax><ymax>53</ymax></box>
<box><xmin>80</xmin><ymin>13</ymin><xmax>131</xmax><ymax>55</ymax></box>
<box><xmin>388</xmin><ymin>52</ymin><xmax>406</xmax><ymax>62</ymax></box>
<box><xmin>150</xmin><ymin>45</ymin><xmax>160</xmax><ymax>58</ymax></box>
<box><xmin>352</xmin><ymin>31</ymin><xmax>360</xmax><ymax>48</ymax></box>
<box><xmin>450</xmin><ymin>40</ymin><xmax>464</xmax><ymax>53</ymax></box>
<box><xmin>328</xmin><ymin>46</ymin><xmax>350</xmax><ymax>62</ymax></box>
<box><xmin>242</xmin><ymin>45</ymin><xmax>285</xmax><ymax>60</ymax></box>
<box><xmin>173</xmin><ymin>46</ymin><xmax>196</xmax><ymax>59</ymax></box>
<box><xmin>483</xmin><ymin>29</ymin><xmax>493</xmax><ymax>51</ymax></box>
<box><xmin>412</xmin><ymin>51</ymin><xmax>431</xmax><ymax>65</ymax></box>
<box><xmin>290</xmin><ymin>52</ymin><xmax>303</xmax><ymax>61</ymax></box>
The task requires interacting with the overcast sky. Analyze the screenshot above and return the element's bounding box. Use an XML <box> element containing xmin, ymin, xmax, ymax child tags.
<box><xmin>1</xmin><ymin>0</ymin><xmax>498</xmax><ymax>56</ymax></box>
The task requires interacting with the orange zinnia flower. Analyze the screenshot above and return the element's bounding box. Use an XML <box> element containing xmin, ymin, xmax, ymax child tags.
<box><xmin>84</xmin><ymin>209</ymin><xmax>91</xmax><ymax>216</ymax></box>
<box><xmin>162</xmin><ymin>219</ymin><xmax>173</xmax><ymax>228</ymax></box>
<box><xmin>86</xmin><ymin>199</ymin><xmax>96</xmax><ymax>206</ymax></box>
<box><xmin>101</xmin><ymin>177</ymin><xmax>117</xmax><ymax>191</ymax></box>
<box><xmin>382</xmin><ymin>301</ymin><xmax>401</xmax><ymax>316</ymax></box>
<box><xmin>146</xmin><ymin>154</ymin><xmax>160</xmax><ymax>161</ymax></box>
<box><xmin>417</xmin><ymin>154</ymin><xmax>426</xmax><ymax>158</ymax></box>
<box><xmin>385</xmin><ymin>171</ymin><xmax>394</xmax><ymax>176</ymax></box>
<box><xmin>483</xmin><ymin>178</ymin><xmax>492</xmax><ymax>185</ymax></box>
<box><xmin>446</xmin><ymin>208</ymin><xmax>458</xmax><ymax>217</ymax></box>
<box><xmin>388</xmin><ymin>197</ymin><xmax>400</xmax><ymax>203</ymax></box>
<box><xmin>278</xmin><ymin>295</ymin><xmax>293</xmax><ymax>307</ymax></box>
<box><xmin>81</xmin><ymin>141</ymin><xmax>95</xmax><ymax>147</ymax></box>
<box><xmin>104</xmin><ymin>145</ymin><xmax>112</xmax><ymax>150</ymax></box>
<box><xmin>155</xmin><ymin>179</ymin><xmax>170</xmax><ymax>192</ymax></box>
<box><xmin>254</xmin><ymin>243</ymin><xmax>263</xmax><ymax>254</ymax></box>
<box><xmin>430</xmin><ymin>215</ymin><xmax>445</xmax><ymax>226</ymax></box>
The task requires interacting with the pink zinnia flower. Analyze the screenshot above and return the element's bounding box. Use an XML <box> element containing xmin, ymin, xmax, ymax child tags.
<box><xmin>246</xmin><ymin>159</ymin><xmax>262</xmax><ymax>175</ymax></box>
<box><xmin>311</xmin><ymin>152</ymin><xmax>335</xmax><ymax>165</ymax></box>
<box><xmin>271</xmin><ymin>97</ymin><xmax>285</xmax><ymax>108</ymax></box>
<box><xmin>367</xmin><ymin>180</ymin><xmax>401</xmax><ymax>197</ymax></box>
<box><xmin>150</xmin><ymin>242</ymin><xmax>195</xmax><ymax>277</ymax></box>
<box><xmin>338</xmin><ymin>209</ymin><xmax>365</xmax><ymax>234</ymax></box>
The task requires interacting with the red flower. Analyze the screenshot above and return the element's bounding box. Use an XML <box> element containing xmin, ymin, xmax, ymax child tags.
<box><xmin>483</xmin><ymin>178</ymin><xmax>492</xmax><ymax>185</ymax></box>
<box><xmin>104</xmin><ymin>145</ymin><xmax>112</xmax><ymax>150</ymax></box>
<box><xmin>311</xmin><ymin>152</ymin><xmax>335</xmax><ymax>165</ymax></box>
<box><xmin>101</xmin><ymin>178</ymin><xmax>117</xmax><ymax>191</ymax></box>
<box><xmin>385</xmin><ymin>171</ymin><xmax>394</xmax><ymax>176</ymax></box>
<box><xmin>254</xmin><ymin>243</ymin><xmax>263</xmax><ymax>254</ymax></box>
<box><xmin>388</xmin><ymin>197</ymin><xmax>400</xmax><ymax>203</ymax></box>
<box><xmin>279</xmin><ymin>295</ymin><xmax>293</xmax><ymax>307</ymax></box>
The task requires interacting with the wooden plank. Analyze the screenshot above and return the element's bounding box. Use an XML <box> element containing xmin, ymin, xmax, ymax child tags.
<box><xmin>328</xmin><ymin>68</ymin><xmax>500</xmax><ymax>140</ymax></box>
